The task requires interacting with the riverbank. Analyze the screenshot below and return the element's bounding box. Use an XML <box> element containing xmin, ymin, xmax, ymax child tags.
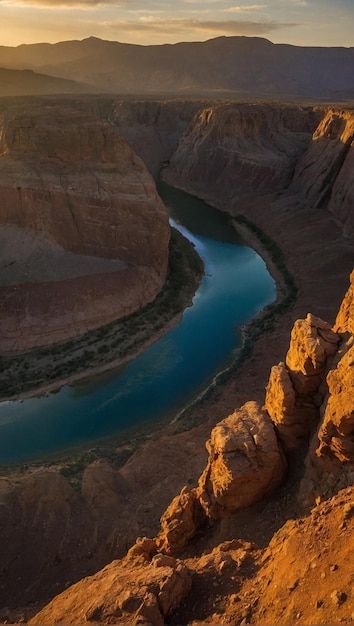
<box><xmin>0</xmin><ymin>227</ymin><xmax>204</xmax><ymax>402</ymax></box>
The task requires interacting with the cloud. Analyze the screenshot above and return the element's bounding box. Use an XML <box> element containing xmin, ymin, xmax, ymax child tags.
<box><xmin>0</xmin><ymin>0</ymin><xmax>132</xmax><ymax>6</ymax></box>
<box><xmin>226</xmin><ymin>5</ymin><xmax>267</xmax><ymax>13</ymax></box>
<box><xmin>105</xmin><ymin>17</ymin><xmax>298</xmax><ymax>38</ymax></box>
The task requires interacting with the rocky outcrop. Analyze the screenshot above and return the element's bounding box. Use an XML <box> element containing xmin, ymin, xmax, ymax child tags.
<box><xmin>335</xmin><ymin>269</ymin><xmax>354</xmax><ymax>334</ymax></box>
<box><xmin>163</xmin><ymin>103</ymin><xmax>320</xmax><ymax>204</ymax></box>
<box><xmin>265</xmin><ymin>314</ymin><xmax>340</xmax><ymax>449</ymax></box>
<box><xmin>292</xmin><ymin>108</ymin><xmax>354</xmax><ymax>237</ymax></box>
<box><xmin>297</xmin><ymin>273</ymin><xmax>354</xmax><ymax>506</ymax></box>
<box><xmin>156</xmin><ymin>486</ymin><xmax>205</xmax><ymax>556</ymax></box>
<box><xmin>197</xmin><ymin>401</ymin><xmax>287</xmax><ymax>519</ymax></box>
<box><xmin>0</xmin><ymin>103</ymin><xmax>170</xmax><ymax>350</ymax></box>
<box><xmin>30</xmin><ymin>537</ymin><xmax>191</xmax><ymax>626</ymax></box>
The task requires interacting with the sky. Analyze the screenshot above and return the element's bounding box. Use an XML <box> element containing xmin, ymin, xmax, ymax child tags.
<box><xmin>1</xmin><ymin>0</ymin><xmax>353</xmax><ymax>49</ymax></box>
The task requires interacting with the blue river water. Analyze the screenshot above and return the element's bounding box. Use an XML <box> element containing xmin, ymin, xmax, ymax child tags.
<box><xmin>0</xmin><ymin>181</ymin><xmax>276</xmax><ymax>465</ymax></box>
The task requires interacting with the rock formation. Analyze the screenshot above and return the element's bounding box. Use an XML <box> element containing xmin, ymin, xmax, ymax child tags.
<box><xmin>298</xmin><ymin>273</ymin><xmax>354</xmax><ymax>506</ymax></box>
<box><xmin>265</xmin><ymin>314</ymin><xmax>340</xmax><ymax>449</ymax></box>
<box><xmin>110</xmin><ymin>99</ymin><xmax>207</xmax><ymax>174</ymax></box>
<box><xmin>0</xmin><ymin>103</ymin><xmax>170</xmax><ymax>350</ymax></box>
<box><xmin>164</xmin><ymin>103</ymin><xmax>320</xmax><ymax>204</ymax></box>
<box><xmin>292</xmin><ymin>108</ymin><xmax>354</xmax><ymax>237</ymax></box>
<box><xmin>197</xmin><ymin>401</ymin><xmax>286</xmax><ymax>519</ymax></box>
<box><xmin>29</xmin><ymin>537</ymin><xmax>191</xmax><ymax>626</ymax></box>
<box><xmin>23</xmin><ymin>272</ymin><xmax>354</xmax><ymax>625</ymax></box>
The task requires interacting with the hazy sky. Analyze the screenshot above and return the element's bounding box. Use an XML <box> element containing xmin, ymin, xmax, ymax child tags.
<box><xmin>1</xmin><ymin>0</ymin><xmax>353</xmax><ymax>48</ymax></box>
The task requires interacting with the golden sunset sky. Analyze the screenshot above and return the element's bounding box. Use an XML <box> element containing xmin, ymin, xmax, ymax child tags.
<box><xmin>1</xmin><ymin>0</ymin><xmax>353</xmax><ymax>48</ymax></box>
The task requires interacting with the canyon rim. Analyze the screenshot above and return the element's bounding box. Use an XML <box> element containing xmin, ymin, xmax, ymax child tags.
<box><xmin>0</xmin><ymin>34</ymin><xmax>353</xmax><ymax>626</ymax></box>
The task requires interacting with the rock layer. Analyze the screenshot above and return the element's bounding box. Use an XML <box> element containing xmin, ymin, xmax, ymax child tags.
<box><xmin>292</xmin><ymin>108</ymin><xmax>354</xmax><ymax>237</ymax></box>
<box><xmin>0</xmin><ymin>103</ymin><xmax>170</xmax><ymax>350</ymax></box>
<box><xmin>164</xmin><ymin>103</ymin><xmax>320</xmax><ymax>203</ymax></box>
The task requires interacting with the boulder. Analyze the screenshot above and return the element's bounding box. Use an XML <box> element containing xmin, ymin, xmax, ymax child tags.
<box><xmin>286</xmin><ymin>314</ymin><xmax>339</xmax><ymax>395</ymax></box>
<box><xmin>264</xmin><ymin>361</ymin><xmax>317</xmax><ymax>449</ymax></box>
<box><xmin>156</xmin><ymin>486</ymin><xmax>206</xmax><ymax>555</ymax></box>
<box><xmin>197</xmin><ymin>401</ymin><xmax>287</xmax><ymax>519</ymax></box>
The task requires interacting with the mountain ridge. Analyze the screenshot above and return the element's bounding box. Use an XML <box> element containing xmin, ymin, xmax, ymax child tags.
<box><xmin>2</xmin><ymin>35</ymin><xmax>354</xmax><ymax>98</ymax></box>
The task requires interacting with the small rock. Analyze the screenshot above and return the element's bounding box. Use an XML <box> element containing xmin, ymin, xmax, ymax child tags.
<box><xmin>315</xmin><ymin>599</ymin><xmax>324</xmax><ymax>609</ymax></box>
<box><xmin>331</xmin><ymin>590</ymin><xmax>347</xmax><ymax>607</ymax></box>
<box><xmin>330</xmin><ymin>563</ymin><xmax>338</xmax><ymax>572</ymax></box>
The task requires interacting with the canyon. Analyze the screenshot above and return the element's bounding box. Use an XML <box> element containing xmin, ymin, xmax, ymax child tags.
<box><xmin>0</xmin><ymin>97</ymin><xmax>353</xmax><ymax>624</ymax></box>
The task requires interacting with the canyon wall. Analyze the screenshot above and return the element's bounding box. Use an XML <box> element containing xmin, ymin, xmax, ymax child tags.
<box><xmin>291</xmin><ymin>108</ymin><xmax>354</xmax><ymax>238</ymax></box>
<box><xmin>107</xmin><ymin>99</ymin><xmax>208</xmax><ymax>174</ymax></box>
<box><xmin>163</xmin><ymin>102</ymin><xmax>321</xmax><ymax>205</ymax></box>
<box><xmin>0</xmin><ymin>103</ymin><xmax>170</xmax><ymax>351</ymax></box>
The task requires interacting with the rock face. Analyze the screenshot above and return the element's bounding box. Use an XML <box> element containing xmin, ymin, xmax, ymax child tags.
<box><xmin>30</xmin><ymin>537</ymin><xmax>191</xmax><ymax>626</ymax></box>
<box><xmin>110</xmin><ymin>99</ymin><xmax>207</xmax><ymax>174</ymax></box>
<box><xmin>156</xmin><ymin>486</ymin><xmax>205</xmax><ymax>556</ymax></box>
<box><xmin>265</xmin><ymin>314</ymin><xmax>340</xmax><ymax>449</ymax></box>
<box><xmin>197</xmin><ymin>401</ymin><xmax>287</xmax><ymax>519</ymax></box>
<box><xmin>335</xmin><ymin>269</ymin><xmax>354</xmax><ymax>335</ymax></box>
<box><xmin>164</xmin><ymin>103</ymin><xmax>319</xmax><ymax>204</ymax></box>
<box><xmin>292</xmin><ymin>108</ymin><xmax>354</xmax><ymax>237</ymax></box>
<box><xmin>298</xmin><ymin>273</ymin><xmax>354</xmax><ymax>506</ymax></box>
<box><xmin>0</xmin><ymin>103</ymin><xmax>170</xmax><ymax>350</ymax></box>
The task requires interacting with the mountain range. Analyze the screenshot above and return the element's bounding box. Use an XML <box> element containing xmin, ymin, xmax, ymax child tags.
<box><xmin>1</xmin><ymin>35</ymin><xmax>354</xmax><ymax>99</ymax></box>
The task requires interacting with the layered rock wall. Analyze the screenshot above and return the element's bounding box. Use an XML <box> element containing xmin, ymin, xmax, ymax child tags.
<box><xmin>163</xmin><ymin>103</ymin><xmax>320</xmax><ymax>204</ymax></box>
<box><xmin>0</xmin><ymin>103</ymin><xmax>170</xmax><ymax>350</ymax></box>
<box><xmin>292</xmin><ymin>108</ymin><xmax>354</xmax><ymax>237</ymax></box>
<box><xmin>108</xmin><ymin>99</ymin><xmax>207</xmax><ymax>174</ymax></box>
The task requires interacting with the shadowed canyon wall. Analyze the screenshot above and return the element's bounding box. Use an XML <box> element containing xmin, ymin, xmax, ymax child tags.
<box><xmin>0</xmin><ymin>103</ymin><xmax>170</xmax><ymax>351</ymax></box>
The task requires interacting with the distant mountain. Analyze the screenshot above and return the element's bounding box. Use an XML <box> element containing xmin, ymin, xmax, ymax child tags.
<box><xmin>0</xmin><ymin>67</ymin><xmax>86</xmax><ymax>97</ymax></box>
<box><xmin>1</xmin><ymin>36</ymin><xmax>354</xmax><ymax>99</ymax></box>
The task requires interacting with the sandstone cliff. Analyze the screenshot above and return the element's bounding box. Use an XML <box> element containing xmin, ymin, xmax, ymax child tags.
<box><xmin>0</xmin><ymin>103</ymin><xmax>170</xmax><ymax>350</ymax></box>
<box><xmin>163</xmin><ymin>103</ymin><xmax>320</xmax><ymax>205</ymax></box>
<box><xmin>109</xmin><ymin>99</ymin><xmax>208</xmax><ymax>174</ymax></box>
<box><xmin>292</xmin><ymin>108</ymin><xmax>354</xmax><ymax>237</ymax></box>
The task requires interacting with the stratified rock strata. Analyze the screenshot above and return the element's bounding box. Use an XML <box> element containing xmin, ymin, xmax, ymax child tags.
<box><xmin>164</xmin><ymin>103</ymin><xmax>319</xmax><ymax>204</ymax></box>
<box><xmin>0</xmin><ymin>103</ymin><xmax>170</xmax><ymax>350</ymax></box>
<box><xmin>292</xmin><ymin>108</ymin><xmax>354</xmax><ymax>237</ymax></box>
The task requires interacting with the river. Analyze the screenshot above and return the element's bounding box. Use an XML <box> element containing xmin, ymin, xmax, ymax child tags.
<box><xmin>0</xmin><ymin>180</ymin><xmax>276</xmax><ymax>465</ymax></box>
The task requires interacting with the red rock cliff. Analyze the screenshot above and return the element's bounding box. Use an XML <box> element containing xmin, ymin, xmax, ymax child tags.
<box><xmin>292</xmin><ymin>108</ymin><xmax>354</xmax><ymax>237</ymax></box>
<box><xmin>163</xmin><ymin>102</ymin><xmax>320</xmax><ymax>204</ymax></box>
<box><xmin>0</xmin><ymin>103</ymin><xmax>170</xmax><ymax>351</ymax></box>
